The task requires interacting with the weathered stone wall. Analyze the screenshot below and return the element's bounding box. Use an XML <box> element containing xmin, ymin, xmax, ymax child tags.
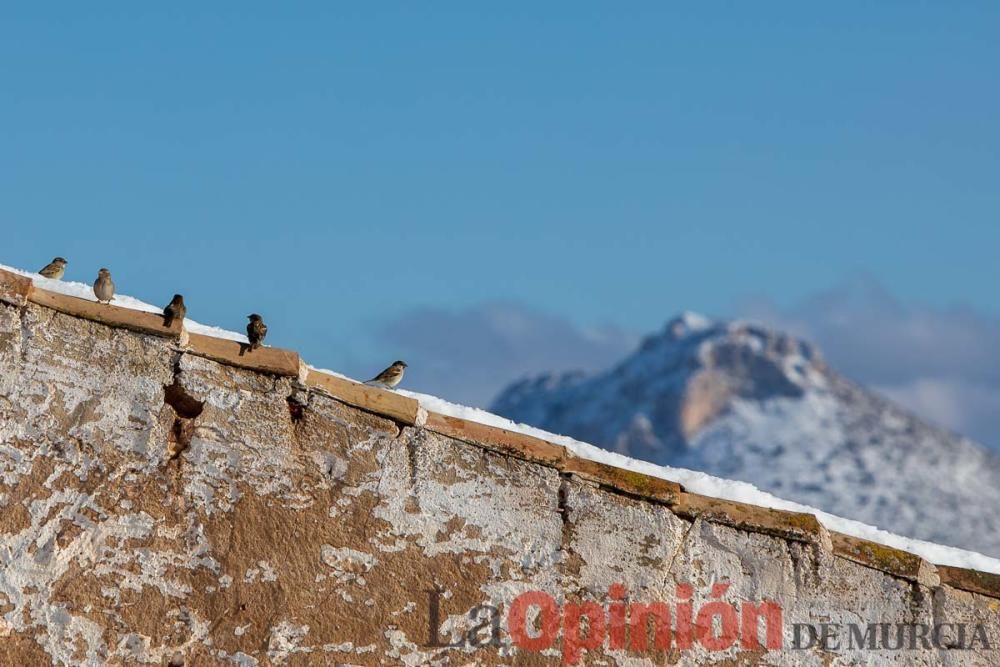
<box><xmin>2</xmin><ymin>294</ymin><xmax>999</xmax><ymax>666</ymax></box>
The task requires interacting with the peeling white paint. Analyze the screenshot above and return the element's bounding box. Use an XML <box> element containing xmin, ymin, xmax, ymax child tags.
<box><xmin>266</xmin><ymin>621</ymin><xmax>311</xmax><ymax>663</ymax></box>
<box><xmin>2</xmin><ymin>299</ymin><xmax>998</xmax><ymax>666</ymax></box>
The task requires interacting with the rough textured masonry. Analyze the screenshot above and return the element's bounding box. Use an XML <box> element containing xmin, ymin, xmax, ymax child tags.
<box><xmin>1</xmin><ymin>275</ymin><xmax>999</xmax><ymax>665</ymax></box>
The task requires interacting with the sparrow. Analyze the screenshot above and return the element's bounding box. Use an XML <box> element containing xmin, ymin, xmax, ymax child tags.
<box><xmin>38</xmin><ymin>257</ymin><xmax>68</xmax><ymax>280</ymax></box>
<box><xmin>93</xmin><ymin>268</ymin><xmax>115</xmax><ymax>304</ymax></box>
<box><xmin>246</xmin><ymin>314</ymin><xmax>267</xmax><ymax>351</ymax></box>
<box><xmin>366</xmin><ymin>360</ymin><xmax>407</xmax><ymax>389</ymax></box>
<box><xmin>162</xmin><ymin>294</ymin><xmax>186</xmax><ymax>328</ymax></box>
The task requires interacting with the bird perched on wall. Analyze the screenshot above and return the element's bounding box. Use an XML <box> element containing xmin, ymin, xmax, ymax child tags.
<box><xmin>162</xmin><ymin>294</ymin><xmax>186</xmax><ymax>328</ymax></box>
<box><xmin>93</xmin><ymin>268</ymin><xmax>115</xmax><ymax>304</ymax></box>
<box><xmin>38</xmin><ymin>257</ymin><xmax>67</xmax><ymax>280</ymax></box>
<box><xmin>366</xmin><ymin>360</ymin><xmax>408</xmax><ymax>389</ymax></box>
<box><xmin>246</xmin><ymin>314</ymin><xmax>267</xmax><ymax>351</ymax></box>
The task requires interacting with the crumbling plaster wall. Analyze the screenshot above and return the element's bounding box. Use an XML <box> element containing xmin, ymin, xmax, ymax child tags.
<box><xmin>0</xmin><ymin>301</ymin><xmax>998</xmax><ymax>666</ymax></box>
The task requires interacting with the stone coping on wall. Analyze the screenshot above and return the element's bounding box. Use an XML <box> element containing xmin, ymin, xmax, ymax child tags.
<box><xmin>30</xmin><ymin>287</ymin><xmax>185</xmax><ymax>338</ymax></box>
<box><xmin>830</xmin><ymin>531</ymin><xmax>939</xmax><ymax>587</ymax></box>
<box><xmin>186</xmin><ymin>332</ymin><xmax>300</xmax><ymax>377</ymax></box>
<box><xmin>304</xmin><ymin>369</ymin><xmax>422</xmax><ymax>425</ymax></box>
<box><xmin>937</xmin><ymin>565</ymin><xmax>1000</xmax><ymax>600</ymax></box>
<box><xmin>675</xmin><ymin>492</ymin><xmax>831</xmax><ymax>548</ymax></box>
<box><xmin>0</xmin><ymin>269</ymin><xmax>33</xmax><ymax>308</ymax></box>
<box><xmin>424</xmin><ymin>412</ymin><xmax>566</xmax><ymax>466</ymax></box>
<box><xmin>4</xmin><ymin>266</ymin><xmax>1000</xmax><ymax>601</ymax></box>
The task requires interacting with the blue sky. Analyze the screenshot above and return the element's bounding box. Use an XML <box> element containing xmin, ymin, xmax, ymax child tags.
<box><xmin>2</xmin><ymin>4</ymin><xmax>999</xmax><ymax>437</ymax></box>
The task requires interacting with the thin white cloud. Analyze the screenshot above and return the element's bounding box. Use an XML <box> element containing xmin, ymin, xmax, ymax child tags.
<box><xmin>355</xmin><ymin>301</ymin><xmax>638</xmax><ymax>407</ymax></box>
<box><xmin>739</xmin><ymin>276</ymin><xmax>1000</xmax><ymax>448</ymax></box>
<box><xmin>356</xmin><ymin>278</ymin><xmax>1000</xmax><ymax>449</ymax></box>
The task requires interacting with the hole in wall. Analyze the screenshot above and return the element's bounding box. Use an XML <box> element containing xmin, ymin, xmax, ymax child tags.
<box><xmin>164</xmin><ymin>379</ymin><xmax>204</xmax><ymax>460</ymax></box>
<box><xmin>286</xmin><ymin>397</ymin><xmax>305</xmax><ymax>423</ymax></box>
<box><xmin>164</xmin><ymin>380</ymin><xmax>204</xmax><ymax>419</ymax></box>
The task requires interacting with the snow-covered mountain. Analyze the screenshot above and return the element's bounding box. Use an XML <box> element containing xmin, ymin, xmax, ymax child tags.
<box><xmin>491</xmin><ymin>312</ymin><xmax>1000</xmax><ymax>556</ymax></box>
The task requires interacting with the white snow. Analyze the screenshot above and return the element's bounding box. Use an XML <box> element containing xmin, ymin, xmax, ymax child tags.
<box><xmin>2</xmin><ymin>263</ymin><xmax>249</xmax><ymax>343</ymax></box>
<box><xmin>677</xmin><ymin>310</ymin><xmax>713</xmax><ymax>332</ymax></box>
<box><xmin>399</xmin><ymin>389</ymin><xmax>1000</xmax><ymax>575</ymax></box>
<box><xmin>7</xmin><ymin>261</ymin><xmax>1000</xmax><ymax>575</ymax></box>
<box><xmin>305</xmin><ymin>365</ymin><xmax>354</xmax><ymax>381</ymax></box>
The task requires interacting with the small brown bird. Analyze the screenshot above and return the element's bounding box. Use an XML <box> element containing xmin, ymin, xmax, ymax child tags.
<box><xmin>38</xmin><ymin>257</ymin><xmax>68</xmax><ymax>280</ymax></box>
<box><xmin>93</xmin><ymin>268</ymin><xmax>115</xmax><ymax>304</ymax></box>
<box><xmin>162</xmin><ymin>294</ymin><xmax>186</xmax><ymax>328</ymax></box>
<box><xmin>366</xmin><ymin>360</ymin><xmax>408</xmax><ymax>389</ymax></box>
<box><xmin>246</xmin><ymin>314</ymin><xmax>267</xmax><ymax>351</ymax></box>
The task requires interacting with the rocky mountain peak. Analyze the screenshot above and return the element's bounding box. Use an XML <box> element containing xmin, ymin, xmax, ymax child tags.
<box><xmin>491</xmin><ymin>313</ymin><xmax>1000</xmax><ymax>555</ymax></box>
<box><xmin>636</xmin><ymin>313</ymin><xmax>826</xmax><ymax>399</ymax></box>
